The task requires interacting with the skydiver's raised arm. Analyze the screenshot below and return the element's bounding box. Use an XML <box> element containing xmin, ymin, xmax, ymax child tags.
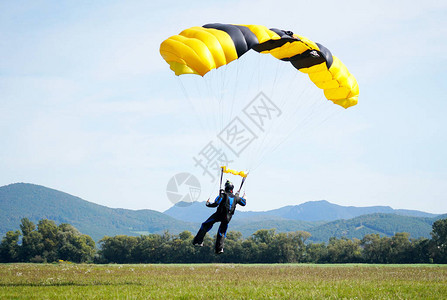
<box><xmin>206</xmin><ymin>194</ymin><xmax>222</xmax><ymax>207</ymax></box>
<box><xmin>237</xmin><ymin>195</ymin><xmax>246</xmax><ymax>206</ymax></box>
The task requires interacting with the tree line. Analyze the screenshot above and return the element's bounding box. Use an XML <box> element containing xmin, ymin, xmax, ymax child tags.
<box><xmin>1</xmin><ymin>218</ymin><xmax>446</xmax><ymax>264</ymax></box>
<box><xmin>0</xmin><ymin>218</ymin><xmax>95</xmax><ymax>263</ymax></box>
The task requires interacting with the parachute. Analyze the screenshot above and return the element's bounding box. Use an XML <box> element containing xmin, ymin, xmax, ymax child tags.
<box><xmin>160</xmin><ymin>24</ymin><xmax>359</xmax><ymax>199</ymax></box>
<box><xmin>160</xmin><ymin>23</ymin><xmax>358</xmax><ymax>109</ymax></box>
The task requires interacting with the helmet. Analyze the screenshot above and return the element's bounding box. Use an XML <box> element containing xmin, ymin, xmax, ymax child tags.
<box><xmin>224</xmin><ymin>180</ymin><xmax>234</xmax><ymax>193</ymax></box>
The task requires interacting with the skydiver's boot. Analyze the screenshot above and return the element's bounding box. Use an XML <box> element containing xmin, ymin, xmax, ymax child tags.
<box><xmin>214</xmin><ymin>221</ymin><xmax>227</xmax><ymax>254</ymax></box>
<box><xmin>215</xmin><ymin>232</ymin><xmax>225</xmax><ymax>254</ymax></box>
<box><xmin>193</xmin><ymin>225</ymin><xmax>208</xmax><ymax>246</ymax></box>
<box><xmin>193</xmin><ymin>241</ymin><xmax>203</xmax><ymax>247</ymax></box>
<box><xmin>193</xmin><ymin>214</ymin><xmax>217</xmax><ymax>246</ymax></box>
<box><xmin>192</xmin><ymin>234</ymin><xmax>204</xmax><ymax>247</ymax></box>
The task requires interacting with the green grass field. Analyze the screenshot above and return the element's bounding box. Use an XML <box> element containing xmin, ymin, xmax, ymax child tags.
<box><xmin>1</xmin><ymin>263</ymin><xmax>446</xmax><ymax>299</ymax></box>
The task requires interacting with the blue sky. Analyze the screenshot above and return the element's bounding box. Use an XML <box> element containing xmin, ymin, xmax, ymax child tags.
<box><xmin>1</xmin><ymin>0</ymin><xmax>446</xmax><ymax>213</ymax></box>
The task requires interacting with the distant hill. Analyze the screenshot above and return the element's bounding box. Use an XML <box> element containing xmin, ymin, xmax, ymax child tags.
<box><xmin>231</xmin><ymin>218</ymin><xmax>325</xmax><ymax>238</ymax></box>
<box><xmin>1</xmin><ymin>183</ymin><xmax>445</xmax><ymax>243</ymax></box>
<box><xmin>266</xmin><ymin>200</ymin><xmax>438</xmax><ymax>221</ymax></box>
<box><xmin>0</xmin><ymin>183</ymin><xmax>195</xmax><ymax>241</ymax></box>
<box><xmin>306</xmin><ymin>213</ymin><xmax>447</xmax><ymax>243</ymax></box>
<box><xmin>164</xmin><ymin>200</ymin><xmax>439</xmax><ymax>223</ymax></box>
<box><xmin>163</xmin><ymin>201</ymin><xmax>215</xmax><ymax>223</ymax></box>
<box><xmin>164</xmin><ymin>200</ymin><xmax>443</xmax><ymax>241</ymax></box>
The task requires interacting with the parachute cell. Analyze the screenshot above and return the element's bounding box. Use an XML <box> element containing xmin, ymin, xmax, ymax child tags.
<box><xmin>160</xmin><ymin>24</ymin><xmax>359</xmax><ymax>108</ymax></box>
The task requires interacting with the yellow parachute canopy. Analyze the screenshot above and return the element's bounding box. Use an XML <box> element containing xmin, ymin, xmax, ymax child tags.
<box><xmin>160</xmin><ymin>23</ymin><xmax>358</xmax><ymax>109</ymax></box>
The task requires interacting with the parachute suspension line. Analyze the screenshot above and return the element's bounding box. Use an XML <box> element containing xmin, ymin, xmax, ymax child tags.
<box><xmin>223</xmin><ymin>60</ymin><xmax>238</xmax><ymax>135</ymax></box>
<box><xmin>219</xmin><ymin>61</ymin><xmax>230</xmax><ymax>143</ymax></box>
<box><xmin>203</xmin><ymin>60</ymin><xmax>243</xmax><ymax>171</ymax></box>
<box><xmin>219</xmin><ymin>70</ymin><xmax>225</xmax><ymax>148</ymax></box>
<box><xmin>205</xmin><ymin>61</ymin><xmax>233</xmax><ymax>152</ymax></box>
<box><xmin>207</xmin><ymin>175</ymin><xmax>221</xmax><ymax>200</ymax></box>
<box><xmin>177</xmin><ymin>77</ymin><xmax>207</xmax><ymax>131</ymax></box>
<box><xmin>250</xmin><ymin>94</ymin><xmax>342</xmax><ymax>173</ymax></box>
<box><xmin>315</xmin><ymin>104</ymin><xmax>344</xmax><ymax>129</ymax></box>
<box><xmin>239</xmin><ymin>55</ymin><xmax>266</xmax><ymax>170</ymax></box>
<box><xmin>247</xmin><ymin>75</ymin><xmax>328</xmax><ymax>173</ymax></box>
<box><xmin>215</xmin><ymin>52</ymin><xmax>260</xmax><ymax>169</ymax></box>
<box><xmin>269</xmin><ymin>55</ymin><xmax>285</xmax><ymax>102</ymax></box>
<box><xmin>204</xmin><ymin>74</ymin><xmax>218</xmax><ymax>138</ymax></box>
<box><xmin>252</xmin><ymin>96</ymin><xmax>320</xmax><ymax>171</ymax></box>
<box><xmin>229</xmin><ymin>58</ymin><xmax>241</xmax><ymax>129</ymax></box>
<box><xmin>198</xmin><ymin>74</ymin><xmax>218</xmax><ymax>134</ymax></box>
<box><xmin>218</xmin><ymin>66</ymin><xmax>226</xmax><ymax>130</ymax></box>
<box><xmin>221</xmin><ymin>58</ymin><xmax>242</xmax><ymax>155</ymax></box>
<box><xmin>246</xmin><ymin>58</ymin><xmax>284</xmax><ymax>170</ymax></box>
<box><xmin>197</xmin><ymin>75</ymin><xmax>213</xmax><ymax>131</ymax></box>
<box><xmin>206</xmin><ymin>71</ymin><xmax>228</xmax><ymax>151</ymax></box>
<box><xmin>246</xmin><ymin>61</ymin><xmax>304</xmax><ymax>171</ymax></box>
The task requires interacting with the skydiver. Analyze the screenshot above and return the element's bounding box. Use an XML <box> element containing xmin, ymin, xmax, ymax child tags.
<box><xmin>192</xmin><ymin>180</ymin><xmax>246</xmax><ymax>254</ymax></box>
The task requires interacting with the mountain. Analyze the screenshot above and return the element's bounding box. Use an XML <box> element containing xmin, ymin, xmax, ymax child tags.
<box><xmin>0</xmin><ymin>183</ymin><xmax>195</xmax><ymax>241</ymax></box>
<box><xmin>164</xmin><ymin>200</ymin><xmax>438</xmax><ymax>223</ymax></box>
<box><xmin>164</xmin><ymin>200</ymin><xmax>443</xmax><ymax>241</ymax></box>
<box><xmin>265</xmin><ymin>200</ymin><xmax>438</xmax><ymax>221</ymax></box>
<box><xmin>230</xmin><ymin>218</ymin><xmax>325</xmax><ymax>238</ymax></box>
<box><xmin>163</xmin><ymin>201</ymin><xmax>215</xmax><ymax>223</ymax></box>
<box><xmin>306</xmin><ymin>213</ymin><xmax>446</xmax><ymax>243</ymax></box>
<box><xmin>1</xmin><ymin>183</ymin><xmax>445</xmax><ymax>243</ymax></box>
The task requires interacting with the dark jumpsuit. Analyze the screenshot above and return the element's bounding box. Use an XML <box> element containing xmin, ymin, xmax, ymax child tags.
<box><xmin>193</xmin><ymin>191</ymin><xmax>246</xmax><ymax>252</ymax></box>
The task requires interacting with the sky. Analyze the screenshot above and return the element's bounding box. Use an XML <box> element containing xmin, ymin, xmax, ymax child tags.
<box><xmin>1</xmin><ymin>0</ymin><xmax>446</xmax><ymax>214</ymax></box>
